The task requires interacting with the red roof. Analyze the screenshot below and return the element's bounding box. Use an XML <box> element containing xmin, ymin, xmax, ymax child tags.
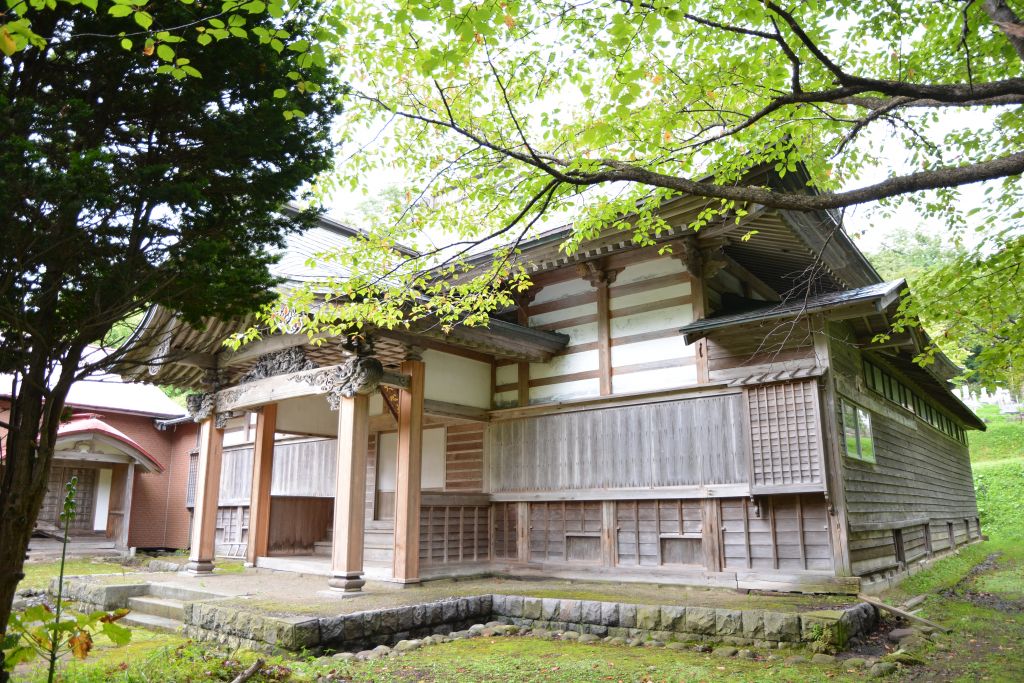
<box><xmin>56</xmin><ymin>415</ymin><xmax>164</xmax><ymax>473</ymax></box>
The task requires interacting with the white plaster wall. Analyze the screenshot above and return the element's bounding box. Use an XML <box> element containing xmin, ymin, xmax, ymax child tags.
<box><xmin>423</xmin><ymin>350</ymin><xmax>491</xmax><ymax>409</ymax></box>
<box><xmin>529</xmin><ymin>349</ymin><xmax>598</xmax><ymax>380</ymax></box>
<box><xmin>530</xmin><ymin>277</ymin><xmax>591</xmax><ymax>305</ymax></box>
<box><xmin>610</xmin><ymin>304</ymin><xmax>694</xmax><ymax>338</ymax></box>
<box><xmin>530</xmin><ymin>377</ymin><xmax>601</xmax><ymax>403</ymax></box>
<box><xmin>613</xmin><ymin>255</ymin><xmax>687</xmax><ymax>285</ymax></box>
<box><xmin>377</xmin><ymin>427</ymin><xmax>446</xmax><ymax>491</ymax></box>
<box><xmin>93</xmin><ymin>468</ymin><xmax>112</xmax><ymax>532</ymax></box>
<box><xmin>612</xmin><ymin>365</ymin><xmax>697</xmax><ymax>394</ymax></box>
<box><xmin>609</xmin><ymin>282</ymin><xmax>691</xmax><ymax>312</ymax></box>
<box><xmin>528</xmin><ymin>301</ymin><xmax>596</xmax><ymax>328</ymax></box>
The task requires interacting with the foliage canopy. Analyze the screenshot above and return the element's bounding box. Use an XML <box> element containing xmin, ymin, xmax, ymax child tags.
<box><xmin>268</xmin><ymin>0</ymin><xmax>1024</xmax><ymax>389</ymax></box>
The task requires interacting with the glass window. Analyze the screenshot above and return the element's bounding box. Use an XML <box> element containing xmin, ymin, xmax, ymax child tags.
<box><xmin>842</xmin><ymin>399</ymin><xmax>876</xmax><ymax>463</ymax></box>
<box><xmin>842</xmin><ymin>401</ymin><xmax>859</xmax><ymax>459</ymax></box>
<box><xmin>856</xmin><ymin>408</ymin><xmax>875</xmax><ymax>463</ymax></box>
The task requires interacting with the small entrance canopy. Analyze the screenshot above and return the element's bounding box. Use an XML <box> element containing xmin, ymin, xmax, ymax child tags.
<box><xmin>55</xmin><ymin>415</ymin><xmax>164</xmax><ymax>473</ymax></box>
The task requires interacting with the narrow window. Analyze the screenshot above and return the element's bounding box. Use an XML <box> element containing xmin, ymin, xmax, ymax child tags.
<box><xmin>841</xmin><ymin>399</ymin><xmax>876</xmax><ymax>463</ymax></box>
<box><xmin>893</xmin><ymin>528</ymin><xmax>906</xmax><ymax>569</ymax></box>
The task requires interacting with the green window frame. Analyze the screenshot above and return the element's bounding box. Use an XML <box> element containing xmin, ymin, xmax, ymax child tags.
<box><xmin>841</xmin><ymin>398</ymin><xmax>876</xmax><ymax>463</ymax></box>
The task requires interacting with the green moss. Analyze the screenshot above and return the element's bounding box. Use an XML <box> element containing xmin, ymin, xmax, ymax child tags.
<box><xmin>18</xmin><ymin>559</ymin><xmax>138</xmax><ymax>591</ymax></box>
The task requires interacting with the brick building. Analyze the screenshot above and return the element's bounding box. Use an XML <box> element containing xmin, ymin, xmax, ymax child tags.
<box><xmin>1</xmin><ymin>366</ymin><xmax>197</xmax><ymax>551</ymax></box>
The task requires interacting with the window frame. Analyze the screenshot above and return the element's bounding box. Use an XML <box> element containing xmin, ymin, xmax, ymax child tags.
<box><xmin>841</xmin><ymin>398</ymin><xmax>876</xmax><ymax>464</ymax></box>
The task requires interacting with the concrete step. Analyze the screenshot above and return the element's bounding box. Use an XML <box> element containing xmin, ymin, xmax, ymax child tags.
<box><xmin>149</xmin><ymin>584</ymin><xmax>220</xmax><ymax>602</ymax></box>
<box><xmin>127</xmin><ymin>596</ymin><xmax>184</xmax><ymax>621</ymax></box>
<box><xmin>121</xmin><ymin>612</ymin><xmax>182</xmax><ymax>634</ymax></box>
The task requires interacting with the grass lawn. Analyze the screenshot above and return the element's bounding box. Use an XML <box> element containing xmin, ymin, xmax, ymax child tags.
<box><xmin>968</xmin><ymin>405</ymin><xmax>1024</xmax><ymax>464</ymax></box>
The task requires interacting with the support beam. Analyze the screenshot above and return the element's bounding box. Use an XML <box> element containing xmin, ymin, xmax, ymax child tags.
<box><xmin>246</xmin><ymin>406</ymin><xmax>276</xmax><ymax>566</ymax></box>
<box><xmin>116</xmin><ymin>463</ymin><xmax>135</xmax><ymax>550</ymax></box>
<box><xmin>185</xmin><ymin>419</ymin><xmax>224</xmax><ymax>575</ymax></box>
<box><xmin>328</xmin><ymin>394</ymin><xmax>370</xmax><ymax>592</ymax></box>
<box><xmin>392</xmin><ymin>356</ymin><xmax>425</xmax><ymax>583</ymax></box>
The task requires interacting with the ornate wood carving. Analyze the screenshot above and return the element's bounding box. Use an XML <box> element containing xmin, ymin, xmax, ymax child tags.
<box><xmin>301</xmin><ymin>355</ymin><xmax>385</xmax><ymax>409</ymax></box>
<box><xmin>575</xmin><ymin>260</ymin><xmax>621</xmax><ymax>287</ymax></box>
<box><xmin>239</xmin><ymin>347</ymin><xmax>318</xmax><ymax>384</ymax></box>
<box><xmin>185</xmin><ymin>392</ymin><xmax>215</xmax><ymax>423</ymax></box>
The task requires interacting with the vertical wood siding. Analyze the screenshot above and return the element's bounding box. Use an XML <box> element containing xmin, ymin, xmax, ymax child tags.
<box><xmin>615</xmin><ymin>500</ymin><xmax>703</xmax><ymax>567</ymax></box>
<box><xmin>720</xmin><ymin>495</ymin><xmax>832</xmax><ymax>572</ymax></box>
<box><xmin>418</xmin><ymin>505</ymin><xmax>490</xmax><ymax>566</ymax></box>
<box><xmin>267</xmin><ymin>497</ymin><xmax>332</xmax><ymax>554</ymax></box>
<box><xmin>747</xmin><ymin>380</ymin><xmax>825</xmax><ymax>491</ymax></box>
<box><xmin>528</xmin><ymin>501</ymin><xmax>603</xmax><ymax>563</ymax></box>
<box><xmin>488</xmin><ymin>395</ymin><xmax>750</xmax><ymax>492</ymax></box>
<box><xmin>491</xmin><ymin>502</ymin><xmax>518</xmax><ymax>560</ymax></box>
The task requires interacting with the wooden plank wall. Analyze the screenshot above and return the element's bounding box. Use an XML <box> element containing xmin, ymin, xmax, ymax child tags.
<box><xmin>271</xmin><ymin>438</ymin><xmax>336</xmax><ymax>497</ymax></box>
<box><xmin>267</xmin><ymin>496</ymin><xmax>332</xmax><ymax>554</ymax></box>
<box><xmin>419</xmin><ymin>505</ymin><xmax>490</xmax><ymax>566</ymax></box>
<box><xmin>615</xmin><ymin>500</ymin><xmax>703</xmax><ymax>567</ymax></box>
<box><xmin>707</xmin><ymin>318</ymin><xmax>818</xmax><ymax>382</ymax></box>
<box><xmin>826</xmin><ymin>322</ymin><xmax>979</xmax><ymax>578</ymax></box>
<box><xmin>488</xmin><ymin>394</ymin><xmax>750</xmax><ymax>492</ymax></box>
<box><xmin>493</xmin><ymin>254</ymin><xmax>697</xmax><ymax>407</ymax></box>
<box><xmin>491</xmin><ymin>502</ymin><xmax>518</xmax><ymax>560</ymax></box>
<box><xmin>218</xmin><ymin>446</ymin><xmax>254</xmax><ymax>505</ymax></box>
<box><xmin>747</xmin><ymin>380</ymin><xmax>825</xmax><ymax>491</ymax></box>
<box><xmin>721</xmin><ymin>494</ymin><xmax>832</xmax><ymax>572</ymax></box>
<box><xmin>529</xmin><ymin>502</ymin><xmax>603</xmax><ymax>563</ymax></box>
<box><xmin>445</xmin><ymin>424</ymin><xmax>484</xmax><ymax>491</ymax></box>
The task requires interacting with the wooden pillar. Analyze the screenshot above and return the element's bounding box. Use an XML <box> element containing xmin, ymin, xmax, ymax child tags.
<box><xmin>185</xmin><ymin>419</ymin><xmax>224</xmax><ymax>575</ymax></box>
<box><xmin>328</xmin><ymin>393</ymin><xmax>370</xmax><ymax>592</ymax></box>
<box><xmin>392</xmin><ymin>355</ymin><xmax>425</xmax><ymax>583</ymax></box>
<box><xmin>516</xmin><ymin>502</ymin><xmax>530</xmax><ymax>564</ymax></box>
<box><xmin>680</xmin><ymin>236</ymin><xmax>710</xmax><ymax>384</ymax></box>
<box><xmin>516</xmin><ymin>295</ymin><xmax>531</xmax><ymax>407</ymax></box>
<box><xmin>600</xmin><ymin>501</ymin><xmax>617</xmax><ymax>567</ymax></box>
<box><xmin>115</xmin><ymin>463</ymin><xmax>135</xmax><ymax>550</ymax></box>
<box><xmin>246</xmin><ymin>405</ymin><xmax>277</xmax><ymax>567</ymax></box>
<box><xmin>701</xmin><ymin>498</ymin><xmax>723</xmax><ymax>573</ymax></box>
<box><xmin>596</xmin><ymin>280</ymin><xmax>612</xmax><ymax>396</ymax></box>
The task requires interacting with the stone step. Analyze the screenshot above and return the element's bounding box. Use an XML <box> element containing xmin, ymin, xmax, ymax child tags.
<box><xmin>312</xmin><ymin>541</ymin><xmax>331</xmax><ymax>557</ymax></box>
<box><xmin>149</xmin><ymin>584</ymin><xmax>220</xmax><ymax>602</ymax></box>
<box><xmin>127</xmin><ymin>596</ymin><xmax>185</xmax><ymax>621</ymax></box>
<box><xmin>121</xmin><ymin>612</ymin><xmax>183</xmax><ymax>634</ymax></box>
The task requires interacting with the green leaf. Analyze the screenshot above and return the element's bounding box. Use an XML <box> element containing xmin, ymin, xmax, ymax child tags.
<box><xmin>120</xmin><ymin>37</ymin><xmax>132</xmax><ymax>50</ymax></box>
<box><xmin>133</xmin><ymin>11</ymin><xmax>153</xmax><ymax>29</ymax></box>
<box><xmin>273</xmin><ymin>88</ymin><xmax>287</xmax><ymax>98</ymax></box>
<box><xmin>101</xmin><ymin>621</ymin><xmax>132</xmax><ymax>646</ymax></box>
<box><xmin>108</xmin><ymin>4</ymin><xmax>132</xmax><ymax>17</ymax></box>
<box><xmin>156</xmin><ymin>43</ymin><xmax>174</xmax><ymax>61</ymax></box>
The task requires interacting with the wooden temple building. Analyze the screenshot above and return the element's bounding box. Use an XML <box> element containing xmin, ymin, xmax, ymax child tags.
<box><xmin>119</xmin><ymin>192</ymin><xmax>985</xmax><ymax>594</ymax></box>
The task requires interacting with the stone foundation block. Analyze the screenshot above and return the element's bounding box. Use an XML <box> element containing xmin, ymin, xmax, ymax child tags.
<box><xmin>684</xmin><ymin>607</ymin><xmax>717</xmax><ymax>635</ymax></box>
<box><xmin>661</xmin><ymin>605</ymin><xmax>686</xmax><ymax>632</ymax></box>
<box><xmin>715</xmin><ymin>609</ymin><xmax>743</xmax><ymax>637</ymax></box>
<box><xmin>762</xmin><ymin>611</ymin><xmax>801</xmax><ymax>642</ymax></box>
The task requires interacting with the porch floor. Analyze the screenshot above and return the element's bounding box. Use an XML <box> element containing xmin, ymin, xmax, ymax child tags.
<box><xmin>67</xmin><ymin>564</ymin><xmax>858</xmax><ymax>620</ymax></box>
<box><xmin>27</xmin><ymin>535</ymin><xmax>118</xmax><ymax>562</ymax></box>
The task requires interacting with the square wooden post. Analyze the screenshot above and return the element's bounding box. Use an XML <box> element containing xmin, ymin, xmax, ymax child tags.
<box><xmin>246</xmin><ymin>405</ymin><xmax>277</xmax><ymax>567</ymax></box>
<box><xmin>328</xmin><ymin>393</ymin><xmax>370</xmax><ymax>592</ymax></box>
<box><xmin>392</xmin><ymin>356</ymin><xmax>425</xmax><ymax>583</ymax></box>
<box><xmin>114</xmin><ymin>463</ymin><xmax>135</xmax><ymax>551</ymax></box>
<box><xmin>185</xmin><ymin>418</ymin><xmax>224</xmax><ymax>575</ymax></box>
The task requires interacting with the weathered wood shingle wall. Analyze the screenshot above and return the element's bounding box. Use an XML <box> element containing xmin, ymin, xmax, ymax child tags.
<box><xmin>488</xmin><ymin>394</ymin><xmax>750</xmax><ymax>493</ymax></box>
<box><xmin>826</xmin><ymin>322</ymin><xmax>979</xmax><ymax>578</ymax></box>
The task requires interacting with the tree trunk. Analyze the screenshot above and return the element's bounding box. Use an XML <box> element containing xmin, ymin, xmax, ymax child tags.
<box><xmin>0</xmin><ymin>346</ymin><xmax>83</xmax><ymax>683</ymax></box>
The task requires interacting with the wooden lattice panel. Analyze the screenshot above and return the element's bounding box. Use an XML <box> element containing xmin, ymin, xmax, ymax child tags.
<box><xmin>491</xmin><ymin>503</ymin><xmax>518</xmax><ymax>560</ymax></box>
<box><xmin>745</xmin><ymin>379</ymin><xmax>824</xmax><ymax>492</ymax></box>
